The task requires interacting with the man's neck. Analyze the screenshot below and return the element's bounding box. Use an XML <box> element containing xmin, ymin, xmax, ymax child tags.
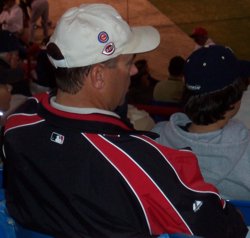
<box><xmin>56</xmin><ymin>89</ymin><xmax>96</xmax><ymax>108</ymax></box>
<box><xmin>51</xmin><ymin>96</ymin><xmax>119</xmax><ymax>117</ymax></box>
<box><xmin>55</xmin><ymin>89</ymin><xmax>112</xmax><ymax>111</ymax></box>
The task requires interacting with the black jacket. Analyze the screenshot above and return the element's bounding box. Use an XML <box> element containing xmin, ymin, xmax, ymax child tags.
<box><xmin>3</xmin><ymin>93</ymin><xmax>248</xmax><ymax>238</ymax></box>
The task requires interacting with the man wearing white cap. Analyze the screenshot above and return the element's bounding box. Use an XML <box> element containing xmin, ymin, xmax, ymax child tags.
<box><xmin>3</xmin><ymin>4</ymin><xmax>247</xmax><ymax>238</ymax></box>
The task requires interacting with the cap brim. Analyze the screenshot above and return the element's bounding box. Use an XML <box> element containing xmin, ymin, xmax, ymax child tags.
<box><xmin>122</xmin><ymin>26</ymin><xmax>160</xmax><ymax>54</ymax></box>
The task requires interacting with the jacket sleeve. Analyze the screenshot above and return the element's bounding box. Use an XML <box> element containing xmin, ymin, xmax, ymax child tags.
<box><xmin>153</xmin><ymin>142</ymin><xmax>248</xmax><ymax>238</ymax></box>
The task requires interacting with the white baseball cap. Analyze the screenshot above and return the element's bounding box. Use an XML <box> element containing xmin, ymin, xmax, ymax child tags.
<box><xmin>48</xmin><ymin>4</ymin><xmax>160</xmax><ymax>68</ymax></box>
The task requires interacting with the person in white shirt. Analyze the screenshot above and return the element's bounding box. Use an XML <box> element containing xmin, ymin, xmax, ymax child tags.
<box><xmin>0</xmin><ymin>0</ymin><xmax>23</xmax><ymax>35</ymax></box>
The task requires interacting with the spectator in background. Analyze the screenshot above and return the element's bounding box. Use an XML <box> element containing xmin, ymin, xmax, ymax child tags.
<box><xmin>0</xmin><ymin>81</ymin><xmax>12</xmax><ymax>126</ymax></box>
<box><xmin>0</xmin><ymin>30</ymin><xmax>31</xmax><ymax>124</ymax></box>
<box><xmin>152</xmin><ymin>45</ymin><xmax>250</xmax><ymax>200</ymax></box>
<box><xmin>19</xmin><ymin>0</ymin><xmax>30</xmax><ymax>29</ymax></box>
<box><xmin>29</xmin><ymin>36</ymin><xmax>56</xmax><ymax>94</ymax></box>
<box><xmin>0</xmin><ymin>0</ymin><xmax>23</xmax><ymax>36</ymax></box>
<box><xmin>115</xmin><ymin>100</ymin><xmax>156</xmax><ymax>131</ymax></box>
<box><xmin>127</xmin><ymin>59</ymin><xmax>158</xmax><ymax>104</ymax></box>
<box><xmin>190</xmin><ymin>27</ymin><xmax>215</xmax><ymax>51</ymax></box>
<box><xmin>0</xmin><ymin>0</ymin><xmax>28</xmax><ymax>59</ymax></box>
<box><xmin>153</xmin><ymin>55</ymin><xmax>185</xmax><ymax>103</ymax></box>
<box><xmin>29</xmin><ymin>0</ymin><xmax>49</xmax><ymax>43</ymax></box>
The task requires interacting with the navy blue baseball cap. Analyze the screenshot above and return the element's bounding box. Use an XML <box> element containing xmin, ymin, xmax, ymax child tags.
<box><xmin>0</xmin><ymin>30</ymin><xmax>21</xmax><ymax>53</ymax></box>
<box><xmin>184</xmin><ymin>45</ymin><xmax>249</xmax><ymax>94</ymax></box>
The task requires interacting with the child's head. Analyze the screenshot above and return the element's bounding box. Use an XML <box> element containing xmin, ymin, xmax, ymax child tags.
<box><xmin>183</xmin><ymin>45</ymin><xmax>249</xmax><ymax>125</ymax></box>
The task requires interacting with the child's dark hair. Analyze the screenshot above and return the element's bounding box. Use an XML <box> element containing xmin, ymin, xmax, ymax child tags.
<box><xmin>182</xmin><ymin>78</ymin><xmax>248</xmax><ymax>125</ymax></box>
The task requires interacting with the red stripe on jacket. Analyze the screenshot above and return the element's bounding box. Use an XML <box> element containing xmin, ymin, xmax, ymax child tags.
<box><xmin>83</xmin><ymin>133</ymin><xmax>193</xmax><ymax>235</ymax></box>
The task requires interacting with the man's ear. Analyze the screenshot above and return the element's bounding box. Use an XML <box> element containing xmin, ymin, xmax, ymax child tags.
<box><xmin>89</xmin><ymin>64</ymin><xmax>105</xmax><ymax>89</ymax></box>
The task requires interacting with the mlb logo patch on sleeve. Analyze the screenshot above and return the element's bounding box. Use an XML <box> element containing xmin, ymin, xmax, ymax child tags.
<box><xmin>51</xmin><ymin>132</ymin><xmax>65</xmax><ymax>145</ymax></box>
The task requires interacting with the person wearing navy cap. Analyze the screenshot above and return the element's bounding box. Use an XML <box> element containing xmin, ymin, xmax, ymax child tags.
<box><xmin>152</xmin><ymin>45</ymin><xmax>250</xmax><ymax>201</ymax></box>
<box><xmin>2</xmin><ymin>5</ymin><xmax>248</xmax><ymax>238</ymax></box>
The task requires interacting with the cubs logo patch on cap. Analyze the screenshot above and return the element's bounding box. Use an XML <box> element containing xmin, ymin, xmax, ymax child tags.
<box><xmin>98</xmin><ymin>31</ymin><xmax>109</xmax><ymax>43</ymax></box>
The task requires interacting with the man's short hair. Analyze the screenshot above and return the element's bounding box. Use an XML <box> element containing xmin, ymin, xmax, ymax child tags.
<box><xmin>47</xmin><ymin>43</ymin><xmax>118</xmax><ymax>94</ymax></box>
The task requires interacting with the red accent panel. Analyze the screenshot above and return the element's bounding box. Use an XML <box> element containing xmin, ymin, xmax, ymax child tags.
<box><xmin>138</xmin><ymin>135</ymin><xmax>223</xmax><ymax>198</ymax></box>
<box><xmin>4</xmin><ymin>114</ymin><xmax>44</xmax><ymax>134</ymax></box>
<box><xmin>84</xmin><ymin>133</ymin><xmax>192</xmax><ymax>235</ymax></box>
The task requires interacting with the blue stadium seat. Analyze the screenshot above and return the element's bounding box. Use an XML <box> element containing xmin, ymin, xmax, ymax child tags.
<box><xmin>0</xmin><ymin>198</ymin><xmax>16</xmax><ymax>238</ymax></box>
<box><xmin>0</xmin><ymin>163</ymin><xmax>3</xmax><ymax>189</ymax></box>
<box><xmin>0</xmin><ymin>188</ymin><xmax>53</xmax><ymax>238</ymax></box>
<box><xmin>158</xmin><ymin>234</ymin><xmax>202</xmax><ymax>237</ymax></box>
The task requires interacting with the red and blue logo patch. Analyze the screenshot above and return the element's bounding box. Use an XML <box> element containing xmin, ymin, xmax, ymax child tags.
<box><xmin>98</xmin><ymin>31</ymin><xmax>109</xmax><ymax>43</ymax></box>
<box><xmin>102</xmin><ymin>42</ymin><xmax>115</xmax><ymax>55</ymax></box>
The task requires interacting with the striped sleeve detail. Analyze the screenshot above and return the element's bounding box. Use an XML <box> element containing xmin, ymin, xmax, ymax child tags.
<box><xmin>132</xmin><ymin>135</ymin><xmax>225</xmax><ymax>207</ymax></box>
<box><xmin>83</xmin><ymin>133</ymin><xmax>192</xmax><ymax>235</ymax></box>
<box><xmin>4</xmin><ymin>113</ymin><xmax>45</xmax><ymax>134</ymax></box>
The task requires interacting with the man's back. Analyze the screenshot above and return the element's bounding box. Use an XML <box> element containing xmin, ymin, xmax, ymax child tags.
<box><xmin>3</xmin><ymin>93</ymin><xmax>248</xmax><ymax>237</ymax></box>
